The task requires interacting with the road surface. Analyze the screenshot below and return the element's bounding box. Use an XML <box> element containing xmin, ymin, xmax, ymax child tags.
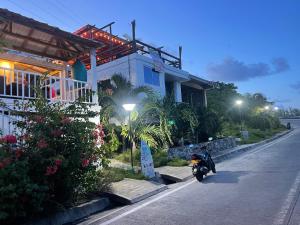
<box><xmin>79</xmin><ymin>119</ymin><xmax>300</xmax><ymax>225</ymax></box>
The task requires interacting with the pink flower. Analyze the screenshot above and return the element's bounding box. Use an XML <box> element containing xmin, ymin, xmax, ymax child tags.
<box><xmin>15</xmin><ymin>149</ymin><xmax>23</xmax><ymax>159</ymax></box>
<box><xmin>0</xmin><ymin>135</ymin><xmax>17</xmax><ymax>144</ymax></box>
<box><xmin>34</xmin><ymin>115</ymin><xmax>44</xmax><ymax>123</ymax></box>
<box><xmin>61</xmin><ymin>117</ymin><xmax>71</xmax><ymax>125</ymax></box>
<box><xmin>45</xmin><ymin>165</ymin><xmax>58</xmax><ymax>176</ymax></box>
<box><xmin>20</xmin><ymin>134</ymin><xmax>30</xmax><ymax>141</ymax></box>
<box><xmin>105</xmin><ymin>88</ymin><xmax>113</xmax><ymax>96</ymax></box>
<box><xmin>82</xmin><ymin>159</ymin><xmax>90</xmax><ymax>168</ymax></box>
<box><xmin>37</xmin><ymin>139</ymin><xmax>48</xmax><ymax>149</ymax></box>
<box><xmin>51</xmin><ymin>129</ymin><xmax>63</xmax><ymax>137</ymax></box>
<box><xmin>55</xmin><ymin>159</ymin><xmax>62</xmax><ymax>166</ymax></box>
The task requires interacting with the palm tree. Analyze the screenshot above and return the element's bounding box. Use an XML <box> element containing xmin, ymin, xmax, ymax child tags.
<box><xmin>98</xmin><ymin>74</ymin><xmax>154</xmax><ymax>125</ymax></box>
<box><xmin>98</xmin><ymin>74</ymin><xmax>156</xmax><ymax>151</ymax></box>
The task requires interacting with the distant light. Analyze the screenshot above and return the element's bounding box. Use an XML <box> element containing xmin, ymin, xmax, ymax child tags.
<box><xmin>274</xmin><ymin>106</ymin><xmax>279</xmax><ymax>111</ymax></box>
<box><xmin>235</xmin><ymin>100</ymin><xmax>243</xmax><ymax>106</ymax></box>
<box><xmin>264</xmin><ymin>106</ymin><xmax>270</xmax><ymax>110</ymax></box>
<box><xmin>122</xmin><ymin>103</ymin><xmax>136</xmax><ymax>111</ymax></box>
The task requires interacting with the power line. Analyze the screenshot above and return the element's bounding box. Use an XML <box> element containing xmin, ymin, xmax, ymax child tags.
<box><xmin>6</xmin><ymin>0</ymin><xmax>48</xmax><ymax>22</ymax></box>
<box><xmin>53</xmin><ymin>0</ymin><xmax>90</xmax><ymax>25</ymax></box>
<box><xmin>51</xmin><ymin>0</ymin><xmax>89</xmax><ymax>26</ymax></box>
<box><xmin>25</xmin><ymin>0</ymin><xmax>74</xmax><ymax>29</ymax></box>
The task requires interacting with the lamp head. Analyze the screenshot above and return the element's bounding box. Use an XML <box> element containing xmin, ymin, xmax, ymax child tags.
<box><xmin>122</xmin><ymin>103</ymin><xmax>136</xmax><ymax>111</ymax></box>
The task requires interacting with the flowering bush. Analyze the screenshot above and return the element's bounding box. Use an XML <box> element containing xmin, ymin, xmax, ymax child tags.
<box><xmin>0</xmin><ymin>98</ymin><xmax>110</xmax><ymax>223</ymax></box>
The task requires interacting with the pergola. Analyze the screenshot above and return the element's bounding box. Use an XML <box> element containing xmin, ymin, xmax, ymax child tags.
<box><xmin>0</xmin><ymin>8</ymin><xmax>104</xmax><ymax>62</ymax></box>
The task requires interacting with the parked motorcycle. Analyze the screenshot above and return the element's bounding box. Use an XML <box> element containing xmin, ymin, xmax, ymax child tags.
<box><xmin>191</xmin><ymin>145</ymin><xmax>216</xmax><ymax>182</ymax></box>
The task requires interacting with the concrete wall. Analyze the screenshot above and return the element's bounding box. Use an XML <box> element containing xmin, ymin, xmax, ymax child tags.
<box><xmin>88</xmin><ymin>53</ymin><xmax>190</xmax><ymax>99</ymax></box>
<box><xmin>168</xmin><ymin>137</ymin><xmax>237</xmax><ymax>160</ymax></box>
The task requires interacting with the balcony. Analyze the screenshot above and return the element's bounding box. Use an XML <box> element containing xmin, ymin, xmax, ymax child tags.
<box><xmin>0</xmin><ymin>67</ymin><xmax>92</xmax><ymax>104</ymax></box>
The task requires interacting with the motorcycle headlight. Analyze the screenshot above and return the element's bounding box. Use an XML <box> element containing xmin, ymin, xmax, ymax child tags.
<box><xmin>193</xmin><ymin>168</ymin><xmax>198</xmax><ymax>173</ymax></box>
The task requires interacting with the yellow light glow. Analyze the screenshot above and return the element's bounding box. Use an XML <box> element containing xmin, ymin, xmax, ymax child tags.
<box><xmin>0</xmin><ymin>61</ymin><xmax>11</xmax><ymax>69</ymax></box>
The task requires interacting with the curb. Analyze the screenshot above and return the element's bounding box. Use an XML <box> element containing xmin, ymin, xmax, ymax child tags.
<box><xmin>28</xmin><ymin>198</ymin><xmax>110</xmax><ymax>225</ymax></box>
<box><xmin>212</xmin><ymin>129</ymin><xmax>293</xmax><ymax>163</ymax></box>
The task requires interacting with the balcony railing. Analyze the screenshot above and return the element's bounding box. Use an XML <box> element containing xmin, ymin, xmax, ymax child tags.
<box><xmin>0</xmin><ymin>67</ymin><xmax>92</xmax><ymax>103</ymax></box>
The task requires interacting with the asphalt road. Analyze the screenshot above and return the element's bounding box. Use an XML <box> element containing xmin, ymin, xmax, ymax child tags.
<box><xmin>80</xmin><ymin>119</ymin><xmax>300</xmax><ymax>225</ymax></box>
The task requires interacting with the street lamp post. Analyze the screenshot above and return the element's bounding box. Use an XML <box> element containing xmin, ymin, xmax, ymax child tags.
<box><xmin>122</xmin><ymin>103</ymin><xmax>136</xmax><ymax>172</ymax></box>
<box><xmin>235</xmin><ymin>100</ymin><xmax>243</xmax><ymax>131</ymax></box>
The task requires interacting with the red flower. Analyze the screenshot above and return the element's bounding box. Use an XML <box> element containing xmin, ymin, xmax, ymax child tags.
<box><xmin>1</xmin><ymin>158</ymin><xmax>11</xmax><ymax>167</ymax></box>
<box><xmin>0</xmin><ymin>135</ymin><xmax>17</xmax><ymax>144</ymax></box>
<box><xmin>61</xmin><ymin>117</ymin><xmax>71</xmax><ymax>125</ymax></box>
<box><xmin>20</xmin><ymin>134</ymin><xmax>30</xmax><ymax>141</ymax></box>
<box><xmin>15</xmin><ymin>149</ymin><xmax>23</xmax><ymax>159</ymax></box>
<box><xmin>55</xmin><ymin>159</ymin><xmax>62</xmax><ymax>166</ymax></box>
<box><xmin>34</xmin><ymin>115</ymin><xmax>44</xmax><ymax>123</ymax></box>
<box><xmin>45</xmin><ymin>165</ymin><xmax>58</xmax><ymax>176</ymax></box>
<box><xmin>0</xmin><ymin>162</ymin><xmax>5</xmax><ymax>169</ymax></box>
<box><xmin>82</xmin><ymin>159</ymin><xmax>90</xmax><ymax>168</ymax></box>
<box><xmin>37</xmin><ymin>139</ymin><xmax>48</xmax><ymax>149</ymax></box>
<box><xmin>51</xmin><ymin>129</ymin><xmax>63</xmax><ymax>137</ymax></box>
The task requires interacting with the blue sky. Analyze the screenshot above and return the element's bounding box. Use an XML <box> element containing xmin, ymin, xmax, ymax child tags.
<box><xmin>1</xmin><ymin>0</ymin><xmax>300</xmax><ymax>108</ymax></box>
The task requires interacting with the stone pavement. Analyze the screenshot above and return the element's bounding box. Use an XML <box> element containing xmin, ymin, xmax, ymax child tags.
<box><xmin>155</xmin><ymin>166</ymin><xmax>193</xmax><ymax>182</ymax></box>
<box><xmin>107</xmin><ymin>178</ymin><xmax>167</xmax><ymax>204</ymax></box>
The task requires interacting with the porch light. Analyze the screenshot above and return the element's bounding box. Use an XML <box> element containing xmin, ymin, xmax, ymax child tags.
<box><xmin>122</xmin><ymin>103</ymin><xmax>136</xmax><ymax>111</ymax></box>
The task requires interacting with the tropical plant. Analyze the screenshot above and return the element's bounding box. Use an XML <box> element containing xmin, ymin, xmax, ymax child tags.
<box><xmin>0</xmin><ymin>97</ymin><xmax>110</xmax><ymax>224</ymax></box>
<box><xmin>98</xmin><ymin>74</ymin><xmax>154</xmax><ymax>125</ymax></box>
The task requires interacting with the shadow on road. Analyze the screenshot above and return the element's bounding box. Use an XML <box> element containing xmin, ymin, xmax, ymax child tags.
<box><xmin>202</xmin><ymin>171</ymin><xmax>249</xmax><ymax>184</ymax></box>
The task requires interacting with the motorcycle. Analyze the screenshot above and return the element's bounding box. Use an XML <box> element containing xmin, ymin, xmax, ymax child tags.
<box><xmin>191</xmin><ymin>146</ymin><xmax>216</xmax><ymax>182</ymax></box>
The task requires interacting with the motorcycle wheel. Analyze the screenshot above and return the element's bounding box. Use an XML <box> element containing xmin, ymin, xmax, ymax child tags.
<box><xmin>195</xmin><ymin>173</ymin><xmax>203</xmax><ymax>182</ymax></box>
<box><xmin>212</xmin><ymin>166</ymin><xmax>216</xmax><ymax>173</ymax></box>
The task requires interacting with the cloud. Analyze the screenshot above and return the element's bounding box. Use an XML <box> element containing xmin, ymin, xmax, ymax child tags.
<box><xmin>206</xmin><ymin>57</ymin><xmax>289</xmax><ymax>82</ymax></box>
<box><xmin>290</xmin><ymin>81</ymin><xmax>300</xmax><ymax>93</ymax></box>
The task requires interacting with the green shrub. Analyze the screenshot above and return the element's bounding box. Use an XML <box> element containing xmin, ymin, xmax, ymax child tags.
<box><xmin>167</xmin><ymin>158</ymin><xmax>188</xmax><ymax>167</ymax></box>
<box><xmin>0</xmin><ymin>98</ymin><xmax>111</xmax><ymax>223</ymax></box>
<box><xmin>152</xmin><ymin>151</ymin><xmax>168</xmax><ymax>168</ymax></box>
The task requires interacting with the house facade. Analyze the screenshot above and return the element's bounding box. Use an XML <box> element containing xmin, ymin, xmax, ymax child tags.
<box><xmin>0</xmin><ymin>9</ymin><xmax>103</xmax><ymax>134</ymax></box>
<box><xmin>0</xmin><ymin>9</ymin><xmax>212</xmax><ymax>135</ymax></box>
<box><xmin>74</xmin><ymin>22</ymin><xmax>212</xmax><ymax>107</ymax></box>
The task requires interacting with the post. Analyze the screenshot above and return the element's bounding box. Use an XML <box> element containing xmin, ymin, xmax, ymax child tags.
<box><xmin>173</xmin><ymin>81</ymin><xmax>182</xmax><ymax>103</ymax></box>
<box><xmin>131</xmin><ymin>20</ymin><xmax>137</xmax><ymax>52</ymax></box>
<box><xmin>179</xmin><ymin>46</ymin><xmax>182</xmax><ymax>69</ymax></box>
<box><xmin>90</xmin><ymin>48</ymin><xmax>98</xmax><ymax>104</ymax></box>
<box><xmin>203</xmin><ymin>89</ymin><xmax>208</xmax><ymax>107</ymax></box>
<box><xmin>239</xmin><ymin>106</ymin><xmax>243</xmax><ymax>131</ymax></box>
<box><xmin>128</xmin><ymin>112</ymin><xmax>134</xmax><ymax>172</ymax></box>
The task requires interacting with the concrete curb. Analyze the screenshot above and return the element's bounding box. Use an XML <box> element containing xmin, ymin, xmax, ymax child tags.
<box><xmin>212</xmin><ymin>129</ymin><xmax>293</xmax><ymax>163</ymax></box>
<box><xmin>28</xmin><ymin>198</ymin><xmax>110</xmax><ymax>225</ymax></box>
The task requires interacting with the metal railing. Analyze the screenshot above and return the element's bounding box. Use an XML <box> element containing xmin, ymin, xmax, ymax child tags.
<box><xmin>0</xmin><ymin>67</ymin><xmax>92</xmax><ymax>103</ymax></box>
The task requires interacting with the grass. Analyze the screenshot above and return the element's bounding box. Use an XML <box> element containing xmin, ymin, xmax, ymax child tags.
<box><xmin>166</xmin><ymin>158</ymin><xmax>189</xmax><ymax>167</ymax></box>
<box><xmin>114</xmin><ymin>149</ymin><xmax>188</xmax><ymax>168</ymax></box>
<box><xmin>240</xmin><ymin>127</ymin><xmax>286</xmax><ymax>144</ymax></box>
<box><xmin>105</xmin><ymin>167</ymin><xmax>146</xmax><ymax>182</ymax></box>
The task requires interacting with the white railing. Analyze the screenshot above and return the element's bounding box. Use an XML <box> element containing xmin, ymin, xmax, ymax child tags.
<box><xmin>0</xmin><ymin>67</ymin><xmax>92</xmax><ymax>103</ymax></box>
<box><xmin>0</xmin><ymin>105</ymin><xmax>22</xmax><ymax>136</ymax></box>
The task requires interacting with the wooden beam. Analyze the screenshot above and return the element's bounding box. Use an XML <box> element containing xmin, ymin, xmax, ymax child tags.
<box><xmin>11</xmin><ymin>45</ymin><xmax>71</xmax><ymax>61</ymax></box>
<box><xmin>21</xmin><ymin>28</ymin><xmax>34</xmax><ymax>48</ymax></box>
<box><xmin>0</xmin><ymin>29</ymin><xmax>79</xmax><ymax>55</ymax></box>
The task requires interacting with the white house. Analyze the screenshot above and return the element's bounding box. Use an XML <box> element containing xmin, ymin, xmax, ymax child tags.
<box><xmin>74</xmin><ymin>22</ymin><xmax>212</xmax><ymax>107</ymax></box>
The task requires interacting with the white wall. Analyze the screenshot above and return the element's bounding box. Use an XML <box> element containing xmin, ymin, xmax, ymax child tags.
<box><xmin>88</xmin><ymin>53</ymin><xmax>190</xmax><ymax>99</ymax></box>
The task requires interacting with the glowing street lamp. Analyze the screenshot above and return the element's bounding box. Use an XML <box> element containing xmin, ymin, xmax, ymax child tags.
<box><xmin>235</xmin><ymin>100</ymin><xmax>243</xmax><ymax>131</ymax></box>
<box><xmin>122</xmin><ymin>103</ymin><xmax>136</xmax><ymax>112</ymax></box>
<box><xmin>122</xmin><ymin>103</ymin><xmax>136</xmax><ymax>172</ymax></box>
<box><xmin>235</xmin><ymin>100</ymin><xmax>243</xmax><ymax>106</ymax></box>
<box><xmin>264</xmin><ymin>106</ymin><xmax>270</xmax><ymax>110</ymax></box>
<box><xmin>274</xmin><ymin>106</ymin><xmax>279</xmax><ymax>111</ymax></box>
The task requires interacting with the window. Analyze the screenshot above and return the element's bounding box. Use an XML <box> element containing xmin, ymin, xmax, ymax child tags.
<box><xmin>144</xmin><ymin>66</ymin><xmax>160</xmax><ymax>86</ymax></box>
